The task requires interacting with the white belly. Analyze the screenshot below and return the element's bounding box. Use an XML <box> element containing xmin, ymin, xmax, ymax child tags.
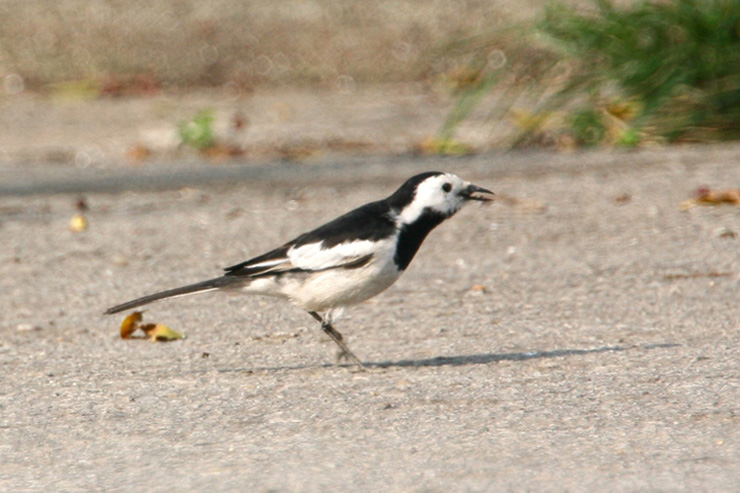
<box><xmin>285</xmin><ymin>260</ymin><xmax>402</xmax><ymax>312</ymax></box>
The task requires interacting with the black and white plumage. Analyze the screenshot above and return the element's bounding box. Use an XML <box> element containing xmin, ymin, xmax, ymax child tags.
<box><xmin>105</xmin><ymin>171</ymin><xmax>493</xmax><ymax>366</ymax></box>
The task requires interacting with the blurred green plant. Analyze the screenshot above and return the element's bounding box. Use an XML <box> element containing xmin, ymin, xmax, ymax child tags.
<box><xmin>441</xmin><ymin>0</ymin><xmax>740</xmax><ymax>148</ymax></box>
<box><xmin>540</xmin><ymin>0</ymin><xmax>740</xmax><ymax>145</ymax></box>
<box><xmin>428</xmin><ymin>26</ymin><xmax>559</xmax><ymax>152</ymax></box>
<box><xmin>177</xmin><ymin>109</ymin><xmax>216</xmax><ymax>150</ymax></box>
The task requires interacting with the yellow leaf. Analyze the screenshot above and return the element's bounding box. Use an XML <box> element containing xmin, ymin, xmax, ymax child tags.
<box><xmin>69</xmin><ymin>213</ymin><xmax>88</xmax><ymax>232</ymax></box>
<box><xmin>120</xmin><ymin>312</ymin><xmax>143</xmax><ymax>339</ymax></box>
<box><xmin>141</xmin><ymin>323</ymin><xmax>185</xmax><ymax>343</ymax></box>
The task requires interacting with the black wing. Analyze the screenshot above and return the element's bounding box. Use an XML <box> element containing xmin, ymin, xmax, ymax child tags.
<box><xmin>224</xmin><ymin>199</ymin><xmax>396</xmax><ymax>277</ymax></box>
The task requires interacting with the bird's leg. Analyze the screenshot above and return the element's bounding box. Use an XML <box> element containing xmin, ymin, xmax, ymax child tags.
<box><xmin>307</xmin><ymin>311</ymin><xmax>364</xmax><ymax>368</ymax></box>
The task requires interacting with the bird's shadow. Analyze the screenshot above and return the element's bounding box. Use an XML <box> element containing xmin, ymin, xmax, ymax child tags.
<box><xmin>217</xmin><ymin>343</ymin><xmax>679</xmax><ymax>373</ymax></box>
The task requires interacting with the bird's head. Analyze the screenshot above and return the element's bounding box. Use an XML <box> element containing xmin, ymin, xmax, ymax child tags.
<box><xmin>389</xmin><ymin>171</ymin><xmax>494</xmax><ymax>225</ymax></box>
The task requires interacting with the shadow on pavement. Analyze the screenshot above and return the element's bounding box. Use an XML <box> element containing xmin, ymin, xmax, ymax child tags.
<box><xmin>217</xmin><ymin>343</ymin><xmax>679</xmax><ymax>373</ymax></box>
<box><xmin>368</xmin><ymin>343</ymin><xmax>679</xmax><ymax>368</ymax></box>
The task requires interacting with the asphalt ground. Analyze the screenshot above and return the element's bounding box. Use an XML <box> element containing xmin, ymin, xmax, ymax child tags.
<box><xmin>1</xmin><ymin>146</ymin><xmax>739</xmax><ymax>491</ymax></box>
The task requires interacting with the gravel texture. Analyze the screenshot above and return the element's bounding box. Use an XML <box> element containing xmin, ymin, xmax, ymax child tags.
<box><xmin>2</xmin><ymin>147</ymin><xmax>739</xmax><ymax>491</ymax></box>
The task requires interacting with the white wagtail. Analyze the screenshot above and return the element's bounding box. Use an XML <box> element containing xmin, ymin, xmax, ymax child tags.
<box><xmin>106</xmin><ymin>171</ymin><xmax>493</xmax><ymax>366</ymax></box>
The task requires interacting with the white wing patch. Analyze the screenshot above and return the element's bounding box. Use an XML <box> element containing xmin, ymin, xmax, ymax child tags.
<box><xmin>288</xmin><ymin>239</ymin><xmax>376</xmax><ymax>271</ymax></box>
<box><xmin>246</xmin><ymin>258</ymin><xmax>289</xmax><ymax>270</ymax></box>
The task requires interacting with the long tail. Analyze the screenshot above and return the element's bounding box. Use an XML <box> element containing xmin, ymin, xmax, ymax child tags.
<box><xmin>104</xmin><ymin>276</ymin><xmax>242</xmax><ymax>315</ymax></box>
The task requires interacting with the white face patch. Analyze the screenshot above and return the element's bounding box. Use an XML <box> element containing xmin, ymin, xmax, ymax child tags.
<box><xmin>396</xmin><ymin>173</ymin><xmax>469</xmax><ymax>225</ymax></box>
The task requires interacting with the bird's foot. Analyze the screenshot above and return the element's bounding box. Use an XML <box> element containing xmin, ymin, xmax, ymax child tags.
<box><xmin>322</xmin><ymin>324</ymin><xmax>364</xmax><ymax>369</ymax></box>
<box><xmin>308</xmin><ymin>311</ymin><xmax>365</xmax><ymax>370</ymax></box>
<box><xmin>335</xmin><ymin>347</ymin><xmax>365</xmax><ymax>369</ymax></box>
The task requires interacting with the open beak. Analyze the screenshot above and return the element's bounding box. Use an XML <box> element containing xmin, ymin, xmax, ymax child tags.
<box><xmin>463</xmin><ymin>184</ymin><xmax>495</xmax><ymax>202</ymax></box>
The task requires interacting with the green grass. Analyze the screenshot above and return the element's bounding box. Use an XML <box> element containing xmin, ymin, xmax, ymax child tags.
<box><xmin>178</xmin><ymin>109</ymin><xmax>216</xmax><ymax>151</ymax></box>
<box><xmin>541</xmin><ymin>0</ymin><xmax>740</xmax><ymax>144</ymax></box>
<box><xmin>441</xmin><ymin>0</ymin><xmax>740</xmax><ymax>148</ymax></box>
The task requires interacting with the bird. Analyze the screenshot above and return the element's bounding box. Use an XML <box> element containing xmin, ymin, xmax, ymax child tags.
<box><xmin>105</xmin><ymin>171</ymin><xmax>493</xmax><ymax>367</ymax></box>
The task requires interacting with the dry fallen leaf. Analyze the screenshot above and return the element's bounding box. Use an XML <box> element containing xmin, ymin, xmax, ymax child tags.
<box><xmin>118</xmin><ymin>312</ymin><xmax>184</xmax><ymax>342</ymax></box>
<box><xmin>141</xmin><ymin>323</ymin><xmax>185</xmax><ymax>343</ymax></box>
<box><xmin>75</xmin><ymin>196</ymin><xmax>89</xmax><ymax>211</ymax></box>
<box><xmin>681</xmin><ymin>187</ymin><xmax>740</xmax><ymax>210</ymax></box>
<box><xmin>125</xmin><ymin>144</ymin><xmax>153</xmax><ymax>163</ymax></box>
<box><xmin>615</xmin><ymin>193</ymin><xmax>632</xmax><ymax>204</ymax></box>
<box><xmin>716</xmin><ymin>227</ymin><xmax>737</xmax><ymax>239</ymax></box>
<box><xmin>120</xmin><ymin>311</ymin><xmax>143</xmax><ymax>339</ymax></box>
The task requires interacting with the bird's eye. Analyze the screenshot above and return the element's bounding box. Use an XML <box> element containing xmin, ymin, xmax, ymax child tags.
<box><xmin>442</xmin><ymin>182</ymin><xmax>452</xmax><ymax>193</ymax></box>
